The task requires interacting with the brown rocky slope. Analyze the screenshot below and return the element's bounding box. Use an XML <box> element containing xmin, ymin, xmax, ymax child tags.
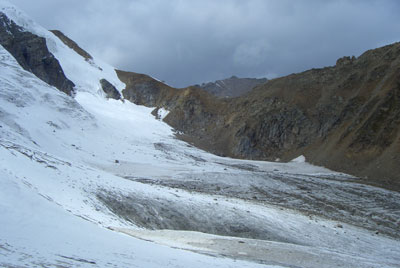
<box><xmin>118</xmin><ymin>42</ymin><xmax>400</xmax><ymax>190</ymax></box>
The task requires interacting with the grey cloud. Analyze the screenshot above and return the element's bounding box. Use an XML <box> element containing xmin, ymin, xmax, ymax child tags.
<box><xmin>9</xmin><ymin>0</ymin><xmax>400</xmax><ymax>87</ymax></box>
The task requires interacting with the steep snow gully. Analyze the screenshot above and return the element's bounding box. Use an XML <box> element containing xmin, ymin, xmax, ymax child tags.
<box><xmin>0</xmin><ymin>1</ymin><xmax>399</xmax><ymax>267</ymax></box>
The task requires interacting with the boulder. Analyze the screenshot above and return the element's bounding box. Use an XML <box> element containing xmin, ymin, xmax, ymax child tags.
<box><xmin>100</xmin><ymin>79</ymin><xmax>121</xmax><ymax>100</ymax></box>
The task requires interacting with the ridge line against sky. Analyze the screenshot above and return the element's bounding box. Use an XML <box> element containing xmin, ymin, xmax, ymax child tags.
<box><xmin>8</xmin><ymin>0</ymin><xmax>400</xmax><ymax>88</ymax></box>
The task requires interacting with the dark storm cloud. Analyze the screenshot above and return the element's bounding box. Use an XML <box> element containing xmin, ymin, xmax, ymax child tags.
<box><xmin>9</xmin><ymin>0</ymin><xmax>400</xmax><ymax>87</ymax></box>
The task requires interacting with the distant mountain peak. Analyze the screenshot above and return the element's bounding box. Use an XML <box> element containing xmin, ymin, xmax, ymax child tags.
<box><xmin>195</xmin><ymin>76</ymin><xmax>268</xmax><ymax>98</ymax></box>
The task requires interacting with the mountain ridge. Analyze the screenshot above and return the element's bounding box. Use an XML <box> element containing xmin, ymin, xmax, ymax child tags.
<box><xmin>119</xmin><ymin>42</ymin><xmax>400</xmax><ymax>190</ymax></box>
<box><xmin>193</xmin><ymin>75</ymin><xmax>268</xmax><ymax>98</ymax></box>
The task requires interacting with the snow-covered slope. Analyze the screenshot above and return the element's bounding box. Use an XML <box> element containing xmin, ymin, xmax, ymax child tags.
<box><xmin>1</xmin><ymin>1</ymin><xmax>400</xmax><ymax>267</ymax></box>
<box><xmin>0</xmin><ymin>39</ymin><xmax>272</xmax><ymax>268</ymax></box>
<box><xmin>0</xmin><ymin>0</ymin><xmax>124</xmax><ymax>96</ymax></box>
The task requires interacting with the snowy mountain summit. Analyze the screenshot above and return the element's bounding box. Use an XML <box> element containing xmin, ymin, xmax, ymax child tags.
<box><xmin>1</xmin><ymin>1</ymin><xmax>400</xmax><ymax>267</ymax></box>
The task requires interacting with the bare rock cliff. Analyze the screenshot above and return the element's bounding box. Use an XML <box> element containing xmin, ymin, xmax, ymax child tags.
<box><xmin>0</xmin><ymin>13</ymin><xmax>75</xmax><ymax>95</ymax></box>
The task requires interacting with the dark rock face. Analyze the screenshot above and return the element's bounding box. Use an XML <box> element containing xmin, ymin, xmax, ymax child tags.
<box><xmin>0</xmin><ymin>12</ymin><xmax>75</xmax><ymax>96</ymax></box>
<box><xmin>100</xmin><ymin>79</ymin><xmax>121</xmax><ymax>100</ymax></box>
<box><xmin>117</xmin><ymin>42</ymin><xmax>400</xmax><ymax>190</ymax></box>
<box><xmin>195</xmin><ymin>76</ymin><xmax>268</xmax><ymax>98</ymax></box>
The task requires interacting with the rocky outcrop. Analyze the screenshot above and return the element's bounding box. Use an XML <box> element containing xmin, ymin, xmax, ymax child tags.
<box><xmin>100</xmin><ymin>79</ymin><xmax>121</xmax><ymax>100</ymax></box>
<box><xmin>117</xmin><ymin>70</ymin><xmax>178</xmax><ymax>107</ymax></box>
<box><xmin>195</xmin><ymin>76</ymin><xmax>268</xmax><ymax>98</ymax></box>
<box><xmin>50</xmin><ymin>30</ymin><xmax>93</xmax><ymax>61</ymax></box>
<box><xmin>0</xmin><ymin>13</ymin><xmax>75</xmax><ymax>96</ymax></box>
<box><xmin>118</xmin><ymin>42</ymin><xmax>400</xmax><ymax>190</ymax></box>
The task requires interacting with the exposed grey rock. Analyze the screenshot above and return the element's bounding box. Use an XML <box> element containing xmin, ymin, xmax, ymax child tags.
<box><xmin>0</xmin><ymin>12</ymin><xmax>75</xmax><ymax>96</ymax></box>
<box><xmin>100</xmin><ymin>79</ymin><xmax>121</xmax><ymax>100</ymax></box>
<box><xmin>336</xmin><ymin>56</ymin><xmax>356</xmax><ymax>66</ymax></box>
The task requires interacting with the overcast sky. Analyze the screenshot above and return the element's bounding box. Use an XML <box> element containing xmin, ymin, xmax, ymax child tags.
<box><xmin>9</xmin><ymin>0</ymin><xmax>400</xmax><ymax>87</ymax></box>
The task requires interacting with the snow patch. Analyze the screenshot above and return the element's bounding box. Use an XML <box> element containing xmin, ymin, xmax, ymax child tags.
<box><xmin>291</xmin><ymin>155</ymin><xmax>306</xmax><ymax>163</ymax></box>
<box><xmin>157</xmin><ymin>107</ymin><xmax>170</xmax><ymax>120</ymax></box>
